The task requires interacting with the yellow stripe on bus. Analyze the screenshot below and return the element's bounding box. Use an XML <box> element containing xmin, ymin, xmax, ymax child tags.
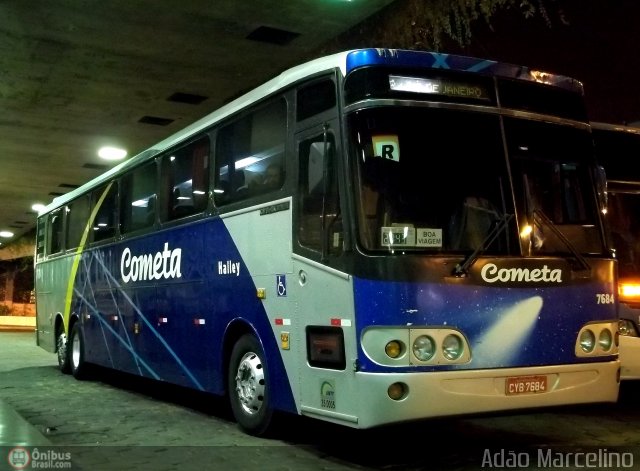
<box><xmin>63</xmin><ymin>182</ymin><xmax>114</xmax><ymax>332</ymax></box>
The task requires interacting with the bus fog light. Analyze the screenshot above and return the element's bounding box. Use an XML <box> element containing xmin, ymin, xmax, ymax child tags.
<box><xmin>387</xmin><ymin>382</ymin><xmax>407</xmax><ymax>400</ymax></box>
<box><xmin>579</xmin><ymin>329</ymin><xmax>595</xmax><ymax>353</ymax></box>
<box><xmin>598</xmin><ymin>329</ymin><xmax>612</xmax><ymax>351</ymax></box>
<box><xmin>412</xmin><ymin>335</ymin><xmax>435</xmax><ymax>361</ymax></box>
<box><xmin>442</xmin><ymin>334</ymin><xmax>463</xmax><ymax>360</ymax></box>
<box><xmin>385</xmin><ymin>340</ymin><xmax>403</xmax><ymax>359</ymax></box>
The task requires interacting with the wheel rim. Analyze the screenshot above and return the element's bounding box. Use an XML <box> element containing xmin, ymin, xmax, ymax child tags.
<box><xmin>234</xmin><ymin>352</ymin><xmax>265</xmax><ymax>415</ymax></box>
<box><xmin>57</xmin><ymin>333</ymin><xmax>67</xmax><ymax>365</ymax></box>
<box><xmin>71</xmin><ymin>331</ymin><xmax>81</xmax><ymax>368</ymax></box>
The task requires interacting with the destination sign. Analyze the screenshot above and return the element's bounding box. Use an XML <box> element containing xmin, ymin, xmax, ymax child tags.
<box><xmin>389</xmin><ymin>75</ymin><xmax>490</xmax><ymax>100</ymax></box>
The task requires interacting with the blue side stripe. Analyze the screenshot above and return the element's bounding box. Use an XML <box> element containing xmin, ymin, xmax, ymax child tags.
<box><xmin>89</xmin><ymin>252</ymin><xmax>205</xmax><ymax>390</ymax></box>
<box><xmin>74</xmin><ymin>289</ymin><xmax>159</xmax><ymax>379</ymax></box>
<box><xmin>80</xmin><ymin>254</ymin><xmax>143</xmax><ymax>375</ymax></box>
<box><xmin>78</xmin><ymin>256</ymin><xmax>115</xmax><ymax>369</ymax></box>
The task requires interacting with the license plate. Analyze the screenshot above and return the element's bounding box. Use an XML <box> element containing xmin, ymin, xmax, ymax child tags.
<box><xmin>505</xmin><ymin>375</ymin><xmax>548</xmax><ymax>396</ymax></box>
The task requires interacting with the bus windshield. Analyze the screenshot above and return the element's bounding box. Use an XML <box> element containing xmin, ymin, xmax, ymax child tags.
<box><xmin>349</xmin><ymin>106</ymin><xmax>604</xmax><ymax>256</ymax></box>
<box><xmin>593</xmin><ymin>124</ymin><xmax>640</xmax><ymax>278</ymax></box>
<box><xmin>607</xmin><ymin>182</ymin><xmax>640</xmax><ymax>278</ymax></box>
<box><xmin>507</xmin><ymin>118</ymin><xmax>604</xmax><ymax>257</ymax></box>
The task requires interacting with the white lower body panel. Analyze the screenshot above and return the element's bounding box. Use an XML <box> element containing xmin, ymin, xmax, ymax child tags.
<box><xmin>619</xmin><ymin>335</ymin><xmax>640</xmax><ymax>380</ymax></box>
<box><xmin>302</xmin><ymin>361</ymin><xmax>620</xmax><ymax>429</ymax></box>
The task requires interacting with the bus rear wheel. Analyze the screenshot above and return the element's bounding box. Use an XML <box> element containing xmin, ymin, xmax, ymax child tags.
<box><xmin>69</xmin><ymin>323</ymin><xmax>89</xmax><ymax>380</ymax></box>
<box><xmin>57</xmin><ymin>330</ymin><xmax>71</xmax><ymax>374</ymax></box>
<box><xmin>228</xmin><ymin>334</ymin><xmax>273</xmax><ymax>436</ymax></box>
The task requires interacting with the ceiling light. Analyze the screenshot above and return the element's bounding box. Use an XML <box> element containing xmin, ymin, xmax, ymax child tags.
<box><xmin>98</xmin><ymin>146</ymin><xmax>127</xmax><ymax>161</ymax></box>
<box><xmin>0</xmin><ymin>231</ymin><xmax>14</xmax><ymax>238</ymax></box>
<box><xmin>32</xmin><ymin>203</ymin><xmax>46</xmax><ymax>213</ymax></box>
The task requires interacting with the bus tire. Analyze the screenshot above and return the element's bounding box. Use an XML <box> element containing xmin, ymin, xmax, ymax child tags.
<box><xmin>69</xmin><ymin>323</ymin><xmax>89</xmax><ymax>380</ymax></box>
<box><xmin>228</xmin><ymin>334</ymin><xmax>273</xmax><ymax>436</ymax></box>
<box><xmin>56</xmin><ymin>330</ymin><xmax>71</xmax><ymax>374</ymax></box>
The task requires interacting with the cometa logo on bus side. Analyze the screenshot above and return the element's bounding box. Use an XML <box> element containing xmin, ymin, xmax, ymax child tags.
<box><xmin>120</xmin><ymin>242</ymin><xmax>182</xmax><ymax>283</ymax></box>
<box><xmin>480</xmin><ymin>263</ymin><xmax>563</xmax><ymax>284</ymax></box>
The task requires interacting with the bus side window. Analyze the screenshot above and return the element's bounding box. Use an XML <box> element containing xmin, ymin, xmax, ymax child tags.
<box><xmin>47</xmin><ymin>208</ymin><xmax>64</xmax><ymax>255</ymax></box>
<box><xmin>297</xmin><ymin>79</ymin><xmax>336</xmax><ymax>122</ymax></box>
<box><xmin>91</xmin><ymin>182</ymin><xmax>118</xmax><ymax>242</ymax></box>
<box><xmin>298</xmin><ymin>133</ymin><xmax>340</xmax><ymax>254</ymax></box>
<box><xmin>214</xmin><ymin>98</ymin><xmax>286</xmax><ymax>205</ymax></box>
<box><xmin>36</xmin><ymin>217</ymin><xmax>46</xmax><ymax>262</ymax></box>
<box><xmin>121</xmin><ymin>162</ymin><xmax>158</xmax><ymax>234</ymax></box>
<box><xmin>66</xmin><ymin>195</ymin><xmax>91</xmax><ymax>250</ymax></box>
<box><xmin>161</xmin><ymin>137</ymin><xmax>210</xmax><ymax>221</ymax></box>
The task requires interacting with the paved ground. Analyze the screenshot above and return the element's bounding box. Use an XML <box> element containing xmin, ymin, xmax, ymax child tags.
<box><xmin>1</xmin><ymin>332</ymin><xmax>640</xmax><ymax>470</ymax></box>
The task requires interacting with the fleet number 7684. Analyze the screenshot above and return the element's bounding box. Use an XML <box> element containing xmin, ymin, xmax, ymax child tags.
<box><xmin>596</xmin><ymin>293</ymin><xmax>614</xmax><ymax>304</ymax></box>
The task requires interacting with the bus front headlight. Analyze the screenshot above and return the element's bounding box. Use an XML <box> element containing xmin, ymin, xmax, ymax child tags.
<box><xmin>598</xmin><ymin>329</ymin><xmax>612</xmax><ymax>352</ymax></box>
<box><xmin>576</xmin><ymin>322</ymin><xmax>619</xmax><ymax>357</ymax></box>
<box><xmin>579</xmin><ymin>329</ymin><xmax>595</xmax><ymax>353</ymax></box>
<box><xmin>442</xmin><ymin>334</ymin><xmax>464</xmax><ymax>360</ymax></box>
<box><xmin>412</xmin><ymin>335</ymin><xmax>435</xmax><ymax>361</ymax></box>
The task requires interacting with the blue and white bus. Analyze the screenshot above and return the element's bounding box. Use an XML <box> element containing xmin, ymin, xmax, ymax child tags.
<box><xmin>592</xmin><ymin>122</ymin><xmax>640</xmax><ymax>380</ymax></box>
<box><xmin>35</xmin><ymin>48</ymin><xmax>619</xmax><ymax>435</ymax></box>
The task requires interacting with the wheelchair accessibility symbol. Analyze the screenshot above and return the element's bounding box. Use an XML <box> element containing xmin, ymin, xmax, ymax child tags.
<box><xmin>276</xmin><ymin>275</ymin><xmax>287</xmax><ymax>297</ymax></box>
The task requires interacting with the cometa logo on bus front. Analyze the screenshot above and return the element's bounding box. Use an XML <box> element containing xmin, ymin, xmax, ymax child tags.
<box><xmin>120</xmin><ymin>242</ymin><xmax>182</xmax><ymax>283</ymax></box>
<box><xmin>480</xmin><ymin>263</ymin><xmax>563</xmax><ymax>284</ymax></box>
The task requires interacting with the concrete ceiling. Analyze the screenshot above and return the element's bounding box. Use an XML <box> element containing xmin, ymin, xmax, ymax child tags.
<box><xmin>0</xmin><ymin>0</ymin><xmax>395</xmax><ymax>248</ymax></box>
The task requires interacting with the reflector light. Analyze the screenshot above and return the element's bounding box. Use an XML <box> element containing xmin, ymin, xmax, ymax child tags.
<box><xmin>330</xmin><ymin>318</ymin><xmax>352</xmax><ymax>327</ymax></box>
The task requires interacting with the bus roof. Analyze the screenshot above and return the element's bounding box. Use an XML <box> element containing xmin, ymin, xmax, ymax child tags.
<box><xmin>40</xmin><ymin>48</ymin><xmax>583</xmax><ymax>215</ymax></box>
<box><xmin>591</xmin><ymin>121</ymin><xmax>640</xmax><ymax>181</ymax></box>
<box><xmin>591</xmin><ymin>121</ymin><xmax>640</xmax><ymax>135</ymax></box>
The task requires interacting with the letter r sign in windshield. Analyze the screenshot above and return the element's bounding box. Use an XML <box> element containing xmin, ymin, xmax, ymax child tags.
<box><xmin>372</xmin><ymin>135</ymin><xmax>400</xmax><ymax>162</ymax></box>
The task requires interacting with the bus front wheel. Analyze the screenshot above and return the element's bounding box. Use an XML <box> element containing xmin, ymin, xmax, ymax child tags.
<box><xmin>228</xmin><ymin>334</ymin><xmax>273</xmax><ymax>436</ymax></box>
<box><xmin>69</xmin><ymin>323</ymin><xmax>89</xmax><ymax>380</ymax></box>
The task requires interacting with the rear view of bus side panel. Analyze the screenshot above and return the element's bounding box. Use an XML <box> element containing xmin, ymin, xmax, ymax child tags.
<box><xmin>35</xmin><ymin>255</ymin><xmax>74</xmax><ymax>353</ymax></box>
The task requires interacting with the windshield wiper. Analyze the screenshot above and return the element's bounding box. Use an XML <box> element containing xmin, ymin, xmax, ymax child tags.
<box><xmin>453</xmin><ymin>213</ymin><xmax>514</xmax><ymax>277</ymax></box>
<box><xmin>531</xmin><ymin>209</ymin><xmax>591</xmax><ymax>272</ymax></box>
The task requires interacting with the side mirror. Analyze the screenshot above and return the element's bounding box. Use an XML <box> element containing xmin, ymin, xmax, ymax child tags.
<box><xmin>595</xmin><ymin>165</ymin><xmax>608</xmax><ymax>212</ymax></box>
<box><xmin>308</xmin><ymin>142</ymin><xmax>326</xmax><ymax>195</ymax></box>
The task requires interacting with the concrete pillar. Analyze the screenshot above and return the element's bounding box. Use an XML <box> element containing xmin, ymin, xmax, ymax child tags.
<box><xmin>4</xmin><ymin>270</ymin><xmax>15</xmax><ymax>308</ymax></box>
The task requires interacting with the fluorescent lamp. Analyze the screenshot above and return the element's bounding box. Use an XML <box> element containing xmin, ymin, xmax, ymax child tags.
<box><xmin>98</xmin><ymin>146</ymin><xmax>128</xmax><ymax>161</ymax></box>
